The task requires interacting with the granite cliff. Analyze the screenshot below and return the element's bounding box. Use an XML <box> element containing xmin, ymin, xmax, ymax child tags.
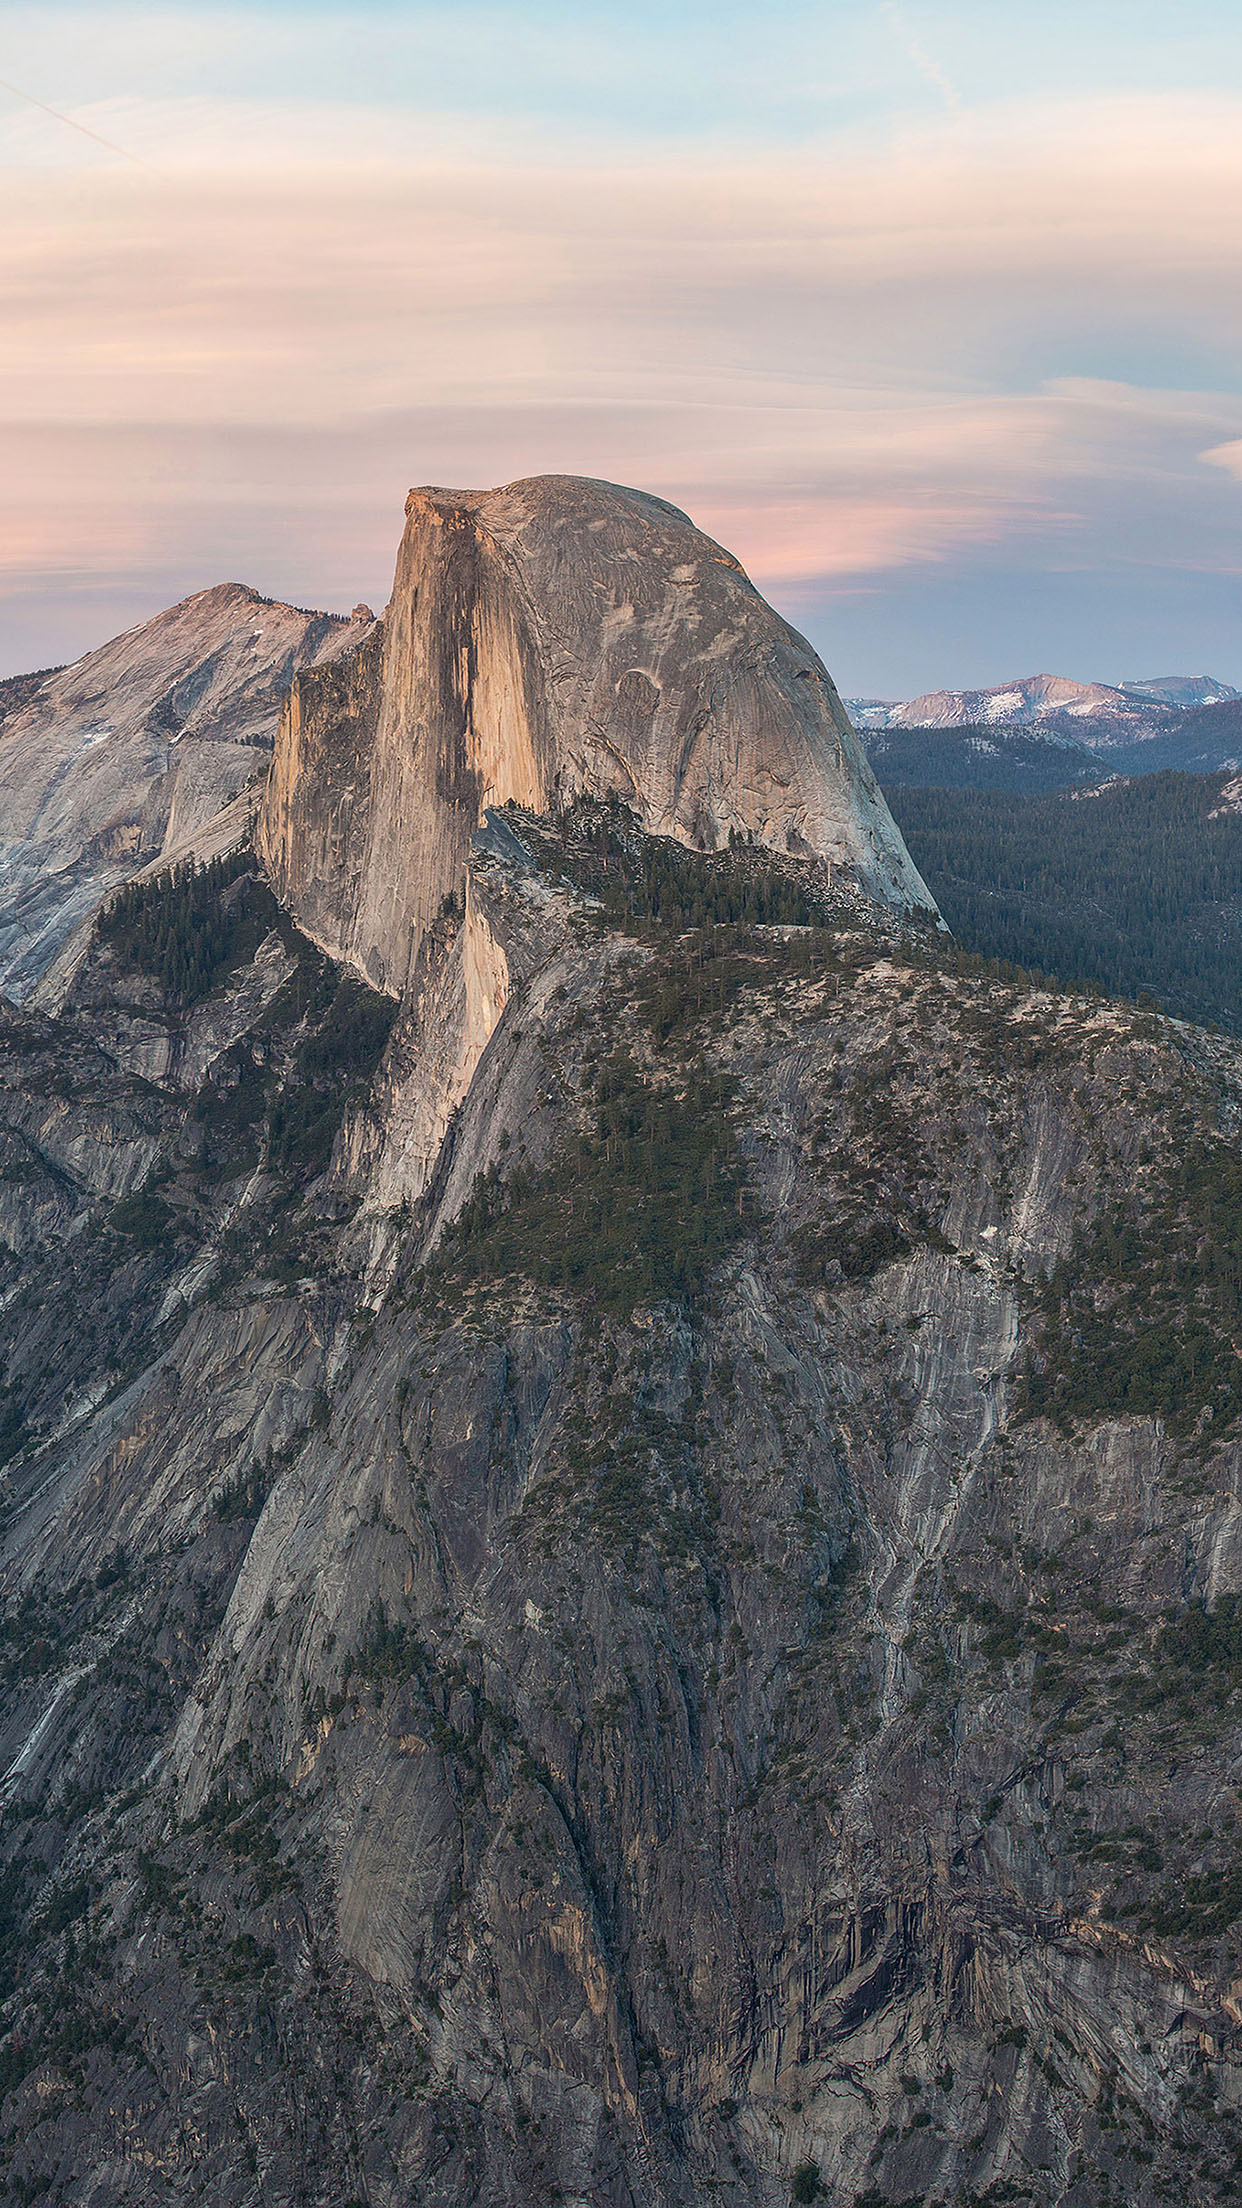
<box><xmin>258</xmin><ymin>475</ymin><xmax>934</xmax><ymax>1216</ymax></box>
<box><xmin>0</xmin><ymin>483</ymin><xmax>1239</xmax><ymax>2208</ymax></box>
<box><xmin>0</xmin><ymin>586</ymin><xmax>373</xmax><ymax>1002</ymax></box>
<box><xmin>258</xmin><ymin>476</ymin><xmax>934</xmax><ymax>995</ymax></box>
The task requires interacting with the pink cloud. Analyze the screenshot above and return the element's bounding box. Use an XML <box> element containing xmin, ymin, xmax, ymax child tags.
<box><xmin>1</xmin><ymin>86</ymin><xmax>1241</xmax><ymax>668</ymax></box>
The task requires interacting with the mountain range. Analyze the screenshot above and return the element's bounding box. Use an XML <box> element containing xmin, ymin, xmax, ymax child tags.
<box><xmin>851</xmin><ymin>669</ymin><xmax>1242</xmax><ymax>790</ymax></box>
<box><xmin>849</xmin><ymin>667</ymin><xmax>1239</xmax><ymax>740</ymax></box>
<box><xmin>2</xmin><ymin>479</ymin><xmax>1242</xmax><ymax>2207</ymax></box>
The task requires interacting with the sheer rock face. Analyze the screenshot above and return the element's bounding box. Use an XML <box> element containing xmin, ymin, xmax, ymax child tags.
<box><xmin>258</xmin><ymin>476</ymin><xmax>935</xmax><ymax>997</ymax></box>
<box><xmin>0</xmin><ymin>585</ymin><xmax>373</xmax><ymax>1000</ymax></box>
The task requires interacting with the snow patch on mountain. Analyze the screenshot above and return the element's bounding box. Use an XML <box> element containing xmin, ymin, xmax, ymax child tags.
<box><xmin>849</xmin><ymin>670</ymin><xmax>1240</xmax><ymax>751</ymax></box>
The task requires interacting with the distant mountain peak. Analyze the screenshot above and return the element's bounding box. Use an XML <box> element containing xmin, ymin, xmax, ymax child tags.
<box><xmin>849</xmin><ymin>672</ymin><xmax>1156</xmax><ymax>743</ymax></box>
<box><xmin>1119</xmin><ymin>673</ymin><xmax>1240</xmax><ymax>709</ymax></box>
<box><xmin>851</xmin><ymin>669</ymin><xmax>1241</xmax><ymax>737</ymax></box>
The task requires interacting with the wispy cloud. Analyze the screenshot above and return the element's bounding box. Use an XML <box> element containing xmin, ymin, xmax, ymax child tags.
<box><xmin>878</xmin><ymin>3</ymin><xmax>961</xmax><ymax>111</ymax></box>
<box><xmin>1201</xmin><ymin>438</ymin><xmax>1242</xmax><ymax>482</ymax></box>
<box><xmin>0</xmin><ymin>62</ymin><xmax>1240</xmax><ymax>685</ymax></box>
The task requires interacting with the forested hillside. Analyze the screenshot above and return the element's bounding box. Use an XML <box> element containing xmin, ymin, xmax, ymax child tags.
<box><xmin>1107</xmin><ymin>694</ymin><xmax>1242</xmax><ymax>777</ymax></box>
<box><xmin>865</xmin><ymin>720</ymin><xmax>1100</xmax><ymax>792</ymax></box>
<box><xmin>862</xmin><ymin>699</ymin><xmax>1242</xmax><ymax>792</ymax></box>
<box><xmin>884</xmin><ymin>768</ymin><xmax>1242</xmax><ymax>1032</ymax></box>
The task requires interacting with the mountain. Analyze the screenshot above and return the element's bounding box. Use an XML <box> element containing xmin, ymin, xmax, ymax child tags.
<box><xmin>260</xmin><ymin>475</ymin><xmax>934</xmax><ymax>1001</ymax></box>
<box><xmin>855</xmin><ymin>672</ymin><xmax>1242</xmax><ymax>791</ymax></box>
<box><xmin>849</xmin><ymin>671</ymin><xmax>1166</xmax><ymax>745</ymax></box>
<box><xmin>4</xmin><ymin>479</ymin><xmax>1242</xmax><ymax>2206</ymax></box>
<box><xmin>257</xmin><ymin>474</ymin><xmax>935</xmax><ymax>1216</ymax></box>
<box><xmin>0</xmin><ymin>586</ymin><xmax>375</xmax><ymax>1002</ymax></box>
<box><xmin>864</xmin><ymin>719</ymin><xmax>1102</xmax><ymax>793</ymax></box>
<box><xmin>1103</xmin><ymin>694</ymin><xmax>1242</xmax><ymax>778</ymax></box>
<box><xmin>1119</xmin><ymin>673</ymin><xmax>1240</xmax><ymax>708</ymax></box>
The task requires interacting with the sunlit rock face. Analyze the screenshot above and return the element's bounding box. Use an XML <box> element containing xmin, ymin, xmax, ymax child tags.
<box><xmin>258</xmin><ymin>475</ymin><xmax>935</xmax><ymax>995</ymax></box>
<box><xmin>0</xmin><ymin>585</ymin><xmax>374</xmax><ymax>1001</ymax></box>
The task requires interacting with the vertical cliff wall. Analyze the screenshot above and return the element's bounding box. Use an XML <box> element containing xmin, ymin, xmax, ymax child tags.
<box><xmin>257</xmin><ymin>476</ymin><xmax>936</xmax><ymax>995</ymax></box>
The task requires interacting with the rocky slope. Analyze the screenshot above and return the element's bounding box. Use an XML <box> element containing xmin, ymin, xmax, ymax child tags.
<box><xmin>1</xmin><ymin>482</ymin><xmax>1242</xmax><ymax>2207</ymax></box>
<box><xmin>0</xmin><ymin>586</ymin><xmax>374</xmax><ymax>1001</ymax></box>
<box><xmin>2</xmin><ymin>822</ymin><xmax>1242</xmax><ymax>2205</ymax></box>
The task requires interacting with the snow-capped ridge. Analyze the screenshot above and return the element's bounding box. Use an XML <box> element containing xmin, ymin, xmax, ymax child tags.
<box><xmin>848</xmin><ymin>669</ymin><xmax>1240</xmax><ymax>751</ymax></box>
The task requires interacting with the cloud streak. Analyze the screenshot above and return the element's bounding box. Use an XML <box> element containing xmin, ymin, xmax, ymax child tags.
<box><xmin>878</xmin><ymin>3</ymin><xmax>962</xmax><ymax>110</ymax></box>
<box><xmin>0</xmin><ymin>71</ymin><xmax>160</xmax><ymax>169</ymax></box>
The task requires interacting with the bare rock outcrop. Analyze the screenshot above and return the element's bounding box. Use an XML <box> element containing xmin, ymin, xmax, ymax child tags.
<box><xmin>0</xmin><ymin>585</ymin><xmax>373</xmax><ymax>998</ymax></box>
<box><xmin>258</xmin><ymin>476</ymin><xmax>935</xmax><ymax>998</ymax></box>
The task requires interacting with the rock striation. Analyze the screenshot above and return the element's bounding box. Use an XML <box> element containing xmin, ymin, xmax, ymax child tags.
<box><xmin>258</xmin><ymin>476</ymin><xmax>935</xmax><ymax>999</ymax></box>
<box><xmin>0</xmin><ymin>585</ymin><xmax>373</xmax><ymax>1000</ymax></box>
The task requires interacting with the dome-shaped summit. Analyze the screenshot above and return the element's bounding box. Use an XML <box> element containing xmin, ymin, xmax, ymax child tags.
<box><xmin>258</xmin><ymin>474</ymin><xmax>936</xmax><ymax>994</ymax></box>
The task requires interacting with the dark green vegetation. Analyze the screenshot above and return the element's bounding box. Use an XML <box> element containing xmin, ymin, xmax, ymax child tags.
<box><xmin>865</xmin><ymin>722</ymin><xmax>1099</xmax><ymax>794</ymax></box>
<box><xmin>790</xmin><ymin>2162</ymin><xmax>824</xmax><ymax>2203</ymax></box>
<box><xmin>523</xmin><ymin>796</ymin><xmax>838</xmax><ymax>932</ymax></box>
<box><xmin>432</xmin><ymin>1050</ymin><xmax>746</xmax><ymax>1315</ymax></box>
<box><xmin>885</xmin><ymin>770</ymin><xmax>1242</xmax><ymax>1033</ymax></box>
<box><xmin>109</xmin><ymin>1190</ymin><xmax>176</xmax><ymax>1247</ymax></box>
<box><xmin>98</xmin><ymin>853</ymin><xmax>283</xmax><ymax>1006</ymax></box>
<box><xmin>1018</xmin><ymin>1138</ymin><xmax>1242</xmax><ymax>1439</ymax></box>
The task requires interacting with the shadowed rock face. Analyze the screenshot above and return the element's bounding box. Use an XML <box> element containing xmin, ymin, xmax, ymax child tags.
<box><xmin>258</xmin><ymin>476</ymin><xmax>935</xmax><ymax>994</ymax></box>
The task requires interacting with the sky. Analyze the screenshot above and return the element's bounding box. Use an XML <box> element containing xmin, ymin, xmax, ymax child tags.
<box><xmin>1</xmin><ymin>2</ymin><xmax>1241</xmax><ymax>695</ymax></box>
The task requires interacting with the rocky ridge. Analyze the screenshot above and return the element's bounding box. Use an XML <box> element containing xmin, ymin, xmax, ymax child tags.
<box><xmin>0</xmin><ymin>586</ymin><xmax>374</xmax><ymax>1001</ymax></box>
<box><xmin>0</xmin><ymin>482</ymin><xmax>1240</xmax><ymax>2206</ymax></box>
